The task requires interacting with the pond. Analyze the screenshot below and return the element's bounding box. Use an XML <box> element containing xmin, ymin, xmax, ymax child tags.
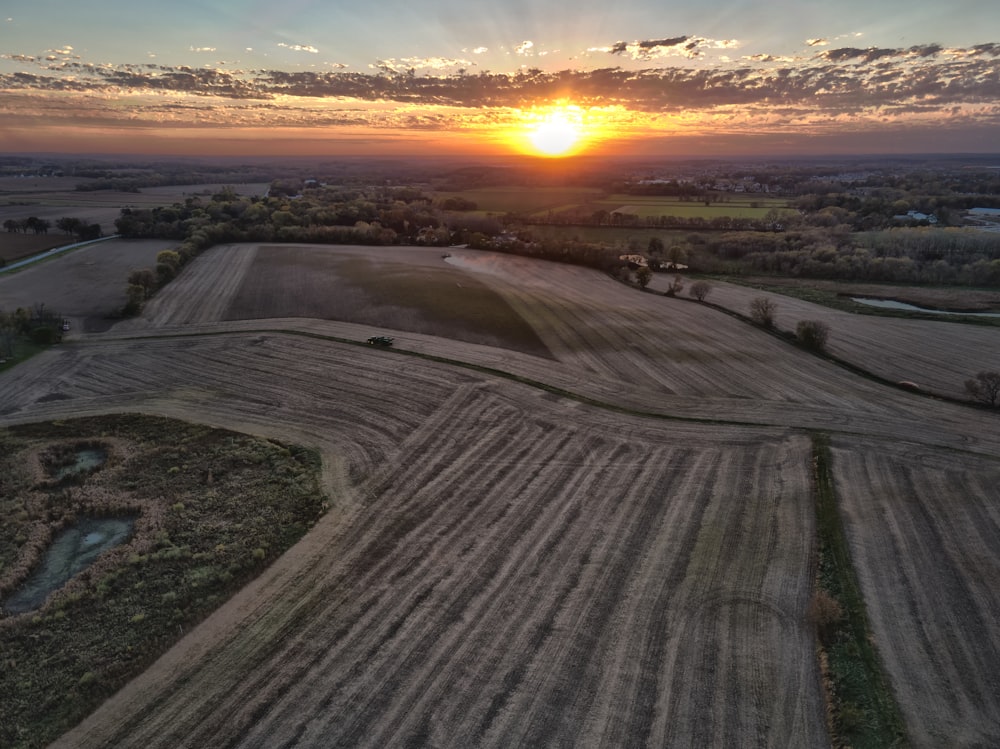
<box><xmin>851</xmin><ymin>297</ymin><xmax>1000</xmax><ymax>317</ymax></box>
<box><xmin>51</xmin><ymin>446</ymin><xmax>107</xmax><ymax>481</ymax></box>
<box><xmin>2</xmin><ymin>516</ymin><xmax>136</xmax><ymax>615</ymax></box>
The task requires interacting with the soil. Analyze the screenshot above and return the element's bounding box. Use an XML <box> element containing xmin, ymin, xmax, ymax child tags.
<box><xmin>0</xmin><ymin>238</ymin><xmax>176</xmax><ymax>331</ymax></box>
<box><xmin>1</xmin><ymin>243</ymin><xmax>999</xmax><ymax>748</ymax></box>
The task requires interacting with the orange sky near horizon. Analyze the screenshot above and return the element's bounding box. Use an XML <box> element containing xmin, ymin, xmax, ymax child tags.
<box><xmin>3</xmin><ymin>0</ymin><xmax>1000</xmax><ymax>160</ymax></box>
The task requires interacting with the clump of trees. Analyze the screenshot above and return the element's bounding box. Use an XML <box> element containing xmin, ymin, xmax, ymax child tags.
<box><xmin>965</xmin><ymin>371</ymin><xmax>1000</xmax><ymax>407</ymax></box>
<box><xmin>0</xmin><ymin>304</ymin><xmax>64</xmax><ymax>358</ymax></box>
<box><xmin>796</xmin><ymin>320</ymin><xmax>831</xmax><ymax>352</ymax></box>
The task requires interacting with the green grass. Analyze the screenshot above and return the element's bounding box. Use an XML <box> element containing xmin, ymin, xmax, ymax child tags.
<box><xmin>520</xmin><ymin>225</ymin><xmax>693</xmax><ymax>246</ymax></box>
<box><xmin>594</xmin><ymin>195</ymin><xmax>794</xmax><ymax>220</ymax></box>
<box><xmin>0</xmin><ymin>340</ymin><xmax>50</xmax><ymax>373</ymax></box>
<box><xmin>433</xmin><ymin>186</ymin><xmax>603</xmax><ymax>215</ymax></box>
<box><xmin>811</xmin><ymin>434</ymin><xmax>907</xmax><ymax>749</ymax></box>
<box><xmin>0</xmin><ymin>415</ymin><xmax>329</xmax><ymax>749</ymax></box>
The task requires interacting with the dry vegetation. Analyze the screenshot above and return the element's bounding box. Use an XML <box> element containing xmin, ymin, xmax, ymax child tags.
<box><xmin>1</xmin><ymin>242</ymin><xmax>999</xmax><ymax>747</ymax></box>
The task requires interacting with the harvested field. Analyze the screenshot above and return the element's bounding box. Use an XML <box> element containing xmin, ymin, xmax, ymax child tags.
<box><xmin>1</xmin><ymin>242</ymin><xmax>999</xmax><ymax>748</ymax></box>
<box><xmin>2</xmin><ymin>337</ymin><xmax>827</xmax><ymax>748</ymax></box>
<box><xmin>0</xmin><ymin>238</ymin><xmax>176</xmax><ymax>332</ymax></box>
<box><xmin>829</xmin><ymin>439</ymin><xmax>1000</xmax><ymax>748</ymax></box>
<box><xmin>0</xmin><ymin>234</ymin><xmax>68</xmax><ymax>263</ymax></box>
<box><xmin>683</xmin><ymin>278</ymin><xmax>1000</xmax><ymax>400</ymax></box>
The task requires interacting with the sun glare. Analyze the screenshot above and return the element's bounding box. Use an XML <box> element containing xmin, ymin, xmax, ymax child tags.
<box><xmin>518</xmin><ymin>105</ymin><xmax>587</xmax><ymax>157</ymax></box>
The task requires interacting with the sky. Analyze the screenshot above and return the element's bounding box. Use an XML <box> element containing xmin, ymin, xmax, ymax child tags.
<box><xmin>1</xmin><ymin>0</ymin><xmax>999</xmax><ymax>158</ymax></box>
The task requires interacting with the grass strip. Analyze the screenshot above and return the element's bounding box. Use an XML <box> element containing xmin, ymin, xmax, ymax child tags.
<box><xmin>811</xmin><ymin>433</ymin><xmax>908</xmax><ymax>749</ymax></box>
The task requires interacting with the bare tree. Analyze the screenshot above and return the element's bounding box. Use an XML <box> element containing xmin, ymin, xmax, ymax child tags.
<box><xmin>664</xmin><ymin>275</ymin><xmax>685</xmax><ymax>297</ymax></box>
<box><xmin>965</xmin><ymin>371</ymin><xmax>1000</xmax><ymax>407</ymax></box>
<box><xmin>689</xmin><ymin>280</ymin><xmax>711</xmax><ymax>302</ymax></box>
<box><xmin>750</xmin><ymin>297</ymin><xmax>778</xmax><ymax>328</ymax></box>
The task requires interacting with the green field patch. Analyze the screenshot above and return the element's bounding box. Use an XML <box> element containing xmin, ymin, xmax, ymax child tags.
<box><xmin>0</xmin><ymin>415</ymin><xmax>328</xmax><ymax>749</ymax></box>
<box><xmin>597</xmin><ymin>196</ymin><xmax>793</xmax><ymax>220</ymax></box>
<box><xmin>433</xmin><ymin>186</ymin><xmax>603</xmax><ymax>215</ymax></box>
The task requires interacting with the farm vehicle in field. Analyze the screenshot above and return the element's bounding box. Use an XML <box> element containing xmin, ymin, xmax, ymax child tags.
<box><xmin>366</xmin><ymin>336</ymin><xmax>394</xmax><ymax>347</ymax></box>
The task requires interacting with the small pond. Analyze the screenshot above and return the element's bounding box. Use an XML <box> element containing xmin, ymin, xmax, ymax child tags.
<box><xmin>2</xmin><ymin>516</ymin><xmax>136</xmax><ymax>615</ymax></box>
<box><xmin>851</xmin><ymin>297</ymin><xmax>1000</xmax><ymax>317</ymax></box>
<box><xmin>51</xmin><ymin>446</ymin><xmax>108</xmax><ymax>481</ymax></box>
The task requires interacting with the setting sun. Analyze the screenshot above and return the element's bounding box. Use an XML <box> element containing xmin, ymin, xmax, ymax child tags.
<box><xmin>528</xmin><ymin>111</ymin><xmax>583</xmax><ymax>156</ymax></box>
<box><xmin>514</xmin><ymin>105</ymin><xmax>590</xmax><ymax>157</ymax></box>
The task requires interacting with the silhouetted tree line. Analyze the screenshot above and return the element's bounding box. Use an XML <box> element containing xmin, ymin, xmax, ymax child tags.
<box><xmin>3</xmin><ymin>216</ymin><xmax>101</xmax><ymax>240</ymax></box>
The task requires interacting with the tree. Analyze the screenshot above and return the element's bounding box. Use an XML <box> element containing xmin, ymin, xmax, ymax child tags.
<box><xmin>796</xmin><ymin>320</ymin><xmax>831</xmax><ymax>351</ymax></box>
<box><xmin>636</xmin><ymin>266</ymin><xmax>653</xmax><ymax>289</ymax></box>
<box><xmin>664</xmin><ymin>275</ymin><xmax>684</xmax><ymax>297</ymax></box>
<box><xmin>689</xmin><ymin>280</ymin><xmax>711</xmax><ymax>302</ymax></box>
<box><xmin>3</xmin><ymin>219</ymin><xmax>19</xmax><ymax>233</ymax></box>
<box><xmin>127</xmin><ymin>268</ymin><xmax>157</xmax><ymax>297</ymax></box>
<box><xmin>667</xmin><ymin>245</ymin><xmax>687</xmax><ymax>268</ymax></box>
<box><xmin>750</xmin><ymin>297</ymin><xmax>778</xmax><ymax>328</ymax></box>
<box><xmin>647</xmin><ymin>236</ymin><xmax>665</xmax><ymax>256</ymax></box>
<box><xmin>56</xmin><ymin>217</ymin><xmax>84</xmax><ymax>236</ymax></box>
<box><xmin>965</xmin><ymin>371</ymin><xmax>1000</xmax><ymax>407</ymax></box>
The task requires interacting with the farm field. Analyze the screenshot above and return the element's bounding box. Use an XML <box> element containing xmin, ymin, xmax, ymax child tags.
<box><xmin>595</xmin><ymin>194</ymin><xmax>793</xmax><ymax>220</ymax></box>
<box><xmin>0</xmin><ymin>181</ymin><xmax>268</xmax><ymax>258</ymax></box>
<box><xmin>433</xmin><ymin>185</ymin><xmax>603</xmax><ymax>215</ymax></box>
<box><xmin>1</xmin><ymin>243</ymin><xmax>1000</xmax><ymax>747</ymax></box>
<box><xmin>0</xmin><ymin>238</ymin><xmax>176</xmax><ymax>332</ymax></box>
<box><xmin>0</xmin><ymin>233</ymin><xmax>68</xmax><ymax>263</ymax></box>
<box><xmin>830</xmin><ymin>438</ymin><xmax>1000</xmax><ymax>748</ymax></box>
<box><xmin>664</xmin><ymin>275</ymin><xmax>1000</xmax><ymax>400</ymax></box>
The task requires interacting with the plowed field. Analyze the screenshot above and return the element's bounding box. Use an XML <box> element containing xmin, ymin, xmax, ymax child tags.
<box><xmin>1</xmin><ymin>243</ymin><xmax>998</xmax><ymax>748</ymax></box>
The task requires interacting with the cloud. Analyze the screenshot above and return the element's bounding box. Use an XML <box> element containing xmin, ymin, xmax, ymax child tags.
<box><xmin>606</xmin><ymin>36</ymin><xmax>738</xmax><ymax>60</ymax></box>
<box><xmin>3</xmin><ymin>40</ymin><xmax>999</xmax><ymax>139</ymax></box>
<box><xmin>515</xmin><ymin>41</ymin><xmax>534</xmax><ymax>55</ymax></box>
<box><xmin>190</xmin><ymin>47</ymin><xmax>217</xmax><ymax>53</ymax></box>
<box><xmin>806</xmin><ymin>39</ymin><xmax>829</xmax><ymax>47</ymax></box>
<box><xmin>278</xmin><ymin>43</ymin><xmax>319</xmax><ymax>54</ymax></box>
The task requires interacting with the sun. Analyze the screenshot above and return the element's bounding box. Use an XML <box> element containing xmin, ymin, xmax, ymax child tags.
<box><xmin>515</xmin><ymin>105</ymin><xmax>588</xmax><ymax>157</ymax></box>
<box><xmin>528</xmin><ymin>111</ymin><xmax>583</xmax><ymax>157</ymax></box>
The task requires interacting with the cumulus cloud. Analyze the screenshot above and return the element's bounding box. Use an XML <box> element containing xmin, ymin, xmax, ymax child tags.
<box><xmin>515</xmin><ymin>41</ymin><xmax>534</xmax><ymax>55</ymax></box>
<box><xmin>190</xmin><ymin>46</ymin><xmax>217</xmax><ymax>53</ymax></box>
<box><xmin>606</xmin><ymin>35</ymin><xmax>738</xmax><ymax>60</ymax></box>
<box><xmin>278</xmin><ymin>43</ymin><xmax>319</xmax><ymax>54</ymax></box>
<box><xmin>806</xmin><ymin>39</ymin><xmax>829</xmax><ymax>47</ymax></box>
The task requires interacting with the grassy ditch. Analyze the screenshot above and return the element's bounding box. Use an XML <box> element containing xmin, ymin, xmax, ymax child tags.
<box><xmin>810</xmin><ymin>434</ymin><xmax>907</xmax><ymax>749</ymax></box>
<box><xmin>0</xmin><ymin>414</ymin><xmax>329</xmax><ymax>749</ymax></box>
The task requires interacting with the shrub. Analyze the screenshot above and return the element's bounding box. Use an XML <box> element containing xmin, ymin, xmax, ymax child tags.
<box><xmin>965</xmin><ymin>371</ymin><xmax>1000</xmax><ymax>407</ymax></box>
<box><xmin>796</xmin><ymin>320</ymin><xmax>831</xmax><ymax>351</ymax></box>
<box><xmin>749</xmin><ymin>297</ymin><xmax>778</xmax><ymax>327</ymax></box>
<box><xmin>636</xmin><ymin>266</ymin><xmax>653</xmax><ymax>289</ymax></box>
